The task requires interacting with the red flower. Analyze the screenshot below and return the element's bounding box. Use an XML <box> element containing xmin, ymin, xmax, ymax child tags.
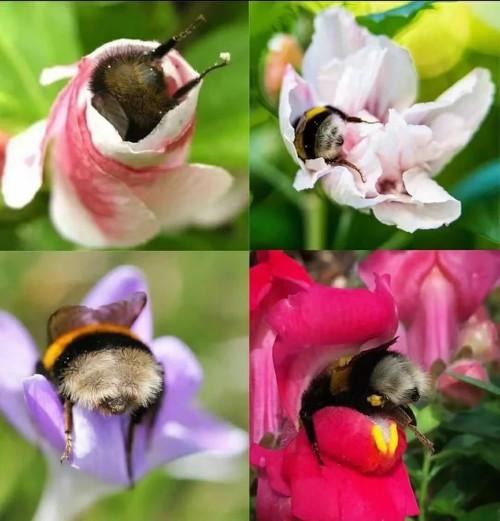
<box><xmin>251</xmin><ymin>251</ymin><xmax>417</xmax><ymax>520</ymax></box>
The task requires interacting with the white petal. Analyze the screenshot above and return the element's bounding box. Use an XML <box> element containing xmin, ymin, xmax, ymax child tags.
<box><xmin>133</xmin><ymin>163</ymin><xmax>233</xmax><ymax>230</ymax></box>
<box><xmin>192</xmin><ymin>175</ymin><xmax>248</xmax><ymax>228</ymax></box>
<box><xmin>50</xmin><ymin>165</ymin><xmax>160</xmax><ymax>248</ymax></box>
<box><xmin>303</xmin><ymin>7</ymin><xmax>370</xmax><ymax>84</ymax></box>
<box><xmin>402</xmin><ymin>68</ymin><xmax>494</xmax><ymax>173</ymax></box>
<box><xmin>40</xmin><ymin>64</ymin><xmax>78</xmax><ymax>86</ymax></box>
<box><xmin>293</xmin><ymin>159</ymin><xmax>332</xmax><ymax>190</ymax></box>
<box><xmin>32</xmin><ymin>455</ymin><xmax>118</xmax><ymax>521</ymax></box>
<box><xmin>372</xmin><ymin>168</ymin><xmax>461</xmax><ymax>232</ymax></box>
<box><xmin>2</xmin><ymin>120</ymin><xmax>46</xmax><ymax>208</ymax></box>
<box><xmin>279</xmin><ymin>66</ymin><xmax>317</xmax><ymax>166</ymax></box>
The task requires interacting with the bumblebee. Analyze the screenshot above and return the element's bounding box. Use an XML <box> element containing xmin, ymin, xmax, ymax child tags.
<box><xmin>35</xmin><ymin>292</ymin><xmax>163</xmax><ymax>483</ymax></box>
<box><xmin>300</xmin><ymin>338</ymin><xmax>433</xmax><ymax>464</ymax></box>
<box><xmin>90</xmin><ymin>15</ymin><xmax>230</xmax><ymax>142</ymax></box>
<box><xmin>293</xmin><ymin>105</ymin><xmax>377</xmax><ymax>182</ymax></box>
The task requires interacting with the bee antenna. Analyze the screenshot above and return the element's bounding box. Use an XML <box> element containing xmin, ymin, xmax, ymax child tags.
<box><xmin>171</xmin><ymin>53</ymin><xmax>231</xmax><ymax>101</ymax></box>
<box><xmin>152</xmin><ymin>14</ymin><xmax>206</xmax><ymax>59</ymax></box>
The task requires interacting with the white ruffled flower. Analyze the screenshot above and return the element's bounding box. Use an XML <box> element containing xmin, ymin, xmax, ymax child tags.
<box><xmin>279</xmin><ymin>7</ymin><xmax>494</xmax><ymax>232</ymax></box>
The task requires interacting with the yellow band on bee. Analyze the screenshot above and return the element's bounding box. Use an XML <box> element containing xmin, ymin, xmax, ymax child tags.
<box><xmin>43</xmin><ymin>323</ymin><xmax>138</xmax><ymax>371</ymax></box>
<box><xmin>305</xmin><ymin>106</ymin><xmax>328</xmax><ymax>120</ymax></box>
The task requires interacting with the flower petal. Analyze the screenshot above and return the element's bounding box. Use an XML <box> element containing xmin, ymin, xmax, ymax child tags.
<box><xmin>82</xmin><ymin>266</ymin><xmax>152</xmax><ymax>343</ymax></box>
<box><xmin>0</xmin><ymin>313</ymin><xmax>39</xmax><ymax>442</ymax></box>
<box><xmin>2</xmin><ymin>120</ymin><xmax>47</xmax><ymax>208</ymax></box>
<box><xmin>372</xmin><ymin>169</ymin><xmax>461</xmax><ymax>232</ymax></box>
<box><xmin>23</xmin><ymin>375</ymin><xmax>65</xmax><ymax>452</ymax></box>
<box><xmin>267</xmin><ymin>276</ymin><xmax>398</xmax><ymax>422</ymax></box>
<box><xmin>32</xmin><ymin>456</ymin><xmax>118</xmax><ymax>521</ymax></box>
<box><xmin>133</xmin><ymin>163</ymin><xmax>233</xmax><ymax>231</ymax></box>
<box><xmin>50</xmin><ymin>164</ymin><xmax>161</xmax><ymax>248</ymax></box>
<box><xmin>279</xmin><ymin>65</ymin><xmax>317</xmax><ymax>166</ymax></box>
<box><xmin>402</xmin><ymin>68</ymin><xmax>494</xmax><ymax>173</ymax></box>
<box><xmin>303</xmin><ymin>7</ymin><xmax>370</xmax><ymax>84</ymax></box>
<box><xmin>437</xmin><ymin>250</ymin><xmax>500</xmax><ymax>320</ymax></box>
<box><xmin>304</xmin><ymin>8</ymin><xmax>417</xmax><ymax>117</ymax></box>
<box><xmin>146</xmin><ymin>336</ymin><xmax>246</xmax><ymax>471</ymax></box>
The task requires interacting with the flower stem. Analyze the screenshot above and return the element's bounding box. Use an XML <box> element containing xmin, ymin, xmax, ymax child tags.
<box><xmin>303</xmin><ymin>192</ymin><xmax>325</xmax><ymax>250</ymax></box>
<box><xmin>380</xmin><ymin>230</ymin><xmax>412</xmax><ymax>249</ymax></box>
<box><xmin>332</xmin><ymin>207</ymin><xmax>354</xmax><ymax>249</ymax></box>
<box><xmin>418</xmin><ymin>451</ymin><xmax>432</xmax><ymax>521</ymax></box>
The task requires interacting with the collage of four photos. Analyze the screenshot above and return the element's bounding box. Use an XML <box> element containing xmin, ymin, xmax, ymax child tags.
<box><xmin>0</xmin><ymin>1</ymin><xmax>498</xmax><ymax>521</ymax></box>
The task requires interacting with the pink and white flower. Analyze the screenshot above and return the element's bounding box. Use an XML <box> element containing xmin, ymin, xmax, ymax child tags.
<box><xmin>2</xmin><ymin>40</ymin><xmax>239</xmax><ymax>247</ymax></box>
<box><xmin>279</xmin><ymin>7</ymin><xmax>494</xmax><ymax>232</ymax></box>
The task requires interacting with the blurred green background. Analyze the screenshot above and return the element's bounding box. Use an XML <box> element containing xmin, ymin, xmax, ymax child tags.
<box><xmin>250</xmin><ymin>1</ymin><xmax>500</xmax><ymax>249</ymax></box>
<box><xmin>0</xmin><ymin>1</ymin><xmax>248</xmax><ymax>250</ymax></box>
<box><xmin>0</xmin><ymin>251</ymin><xmax>248</xmax><ymax>521</ymax></box>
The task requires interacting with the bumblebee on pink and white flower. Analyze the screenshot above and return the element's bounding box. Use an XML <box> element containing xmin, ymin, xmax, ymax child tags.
<box><xmin>2</xmin><ymin>16</ymin><xmax>245</xmax><ymax>248</ymax></box>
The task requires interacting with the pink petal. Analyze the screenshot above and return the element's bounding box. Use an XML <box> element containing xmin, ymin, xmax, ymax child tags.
<box><xmin>457</xmin><ymin>307</ymin><xmax>499</xmax><ymax>362</ymax></box>
<box><xmin>372</xmin><ymin>168</ymin><xmax>461</xmax><ymax>232</ymax></box>
<box><xmin>437</xmin><ymin>250</ymin><xmax>500</xmax><ymax>320</ymax></box>
<box><xmin>304</xmin><ymin>8</ymin><xmax>416</xmax><ymax>118</ymax></box>
<box><xmin>132</xmin><ymin>163</ymin><xmax>233</xmax><ymax>231</ymax></box>
<box><xmin>279</xmin><ymin>65</ymin><xmax>317</xmax><ymax>166</ymax></box>
<box><xmin>402</xmin><ymin>68</ymin><xmax>494</xmax><ymax>174</ymax></box>
<box><xmin>359</xmin><ymin>251</ymin><xmax>436</xmax><ymax>322</ymax></box>
<box><xmin>267</xmin><ymin>276</ymin><xmax>398</xmax><ymax>422</ymax></box>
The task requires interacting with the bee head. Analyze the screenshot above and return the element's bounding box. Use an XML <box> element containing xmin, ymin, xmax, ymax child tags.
<box><xmin>369</xmin><ymin>353</ymin><xmax>430</xmax><ymax>406</ymax></box>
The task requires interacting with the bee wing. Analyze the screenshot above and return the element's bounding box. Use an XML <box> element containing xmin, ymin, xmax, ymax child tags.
<box><xmin>91</xmin><ymin>91</ymin><xmax>129</xmax><ymax>139</ymax></box>
<box><xmin>48</xmin><ymin>292</ymin><xmax>147</xmax><ymax>342</ymax></box>
<box><xmin>347</xmin><ymin>337</ymin><xmax>399</xmax><ymax>366</ymax></box>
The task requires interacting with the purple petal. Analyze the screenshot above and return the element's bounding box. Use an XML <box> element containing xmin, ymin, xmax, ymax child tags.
<box><xmin>24</xmin><ymin>375</ymin><xmax>65</xmax><ymax>452</ymax></box>
<box><xmin>144</xmin><ymin>336</ymin><xmax>246</xmax><ymax>472</ymax></box>
<box><xmin>82</xmin><ymin>266</ymin><xmax>152</xmax><ymax>342</ymax></box>
<box><xmin>71</xmin><ymin>409</ymin><xmax>129</xmax><ymax>485</ymax></box>
<box><xmin>0</xmin><ymin>313</ymin><xmax>39</xmax><ymax>442</ymax></box>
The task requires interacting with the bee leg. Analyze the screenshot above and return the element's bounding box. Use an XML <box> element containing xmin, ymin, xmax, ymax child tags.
<box><xmin>331</xmin><ymin>157</ymin><xmax>367</xmax><ymax>183</ymax></box>
<box><xmin>125</xmin><ymin>415</ymin><xmax>139</xmax><ymax>487</ymax></box>
<box><xmin>300</xmin><ymin>410</ymin><xmax>324</xmax><ymax>466</ymax></box>
<box><xmin>152</xmin><ymin>15</ymin><xmax>206</xmax><ymax>59</ymax></box>
<box><xmin>61</xmin><ymin>400</ymin><xmax>73</xmax><ymax>463</ymax></box>
<box><xmin>169</xmin><ymin>55</ymin><xmax>231</xmax><ymax>106</ymax></box>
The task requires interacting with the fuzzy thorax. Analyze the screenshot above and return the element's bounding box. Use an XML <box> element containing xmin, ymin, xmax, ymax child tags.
<box><xmin>58</xmin><ymin>347</ymin><xmax>163</xmax><ymax>414</ymax></box>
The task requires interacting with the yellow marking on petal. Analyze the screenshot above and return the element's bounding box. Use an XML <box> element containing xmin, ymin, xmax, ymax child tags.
<box><xmin>388</xmin><ymin>422</ymin><xmax>398</xmax><ymax>456</ymax></box>
<box><xmin>367</xmin><ymin>394</ymin><xmax>384</xmax><ymax>407</ymax></box>
<box><xmin>371</xmin><ymin>425</ymin><xmax>387</xmax><ymax>455</ymax></box>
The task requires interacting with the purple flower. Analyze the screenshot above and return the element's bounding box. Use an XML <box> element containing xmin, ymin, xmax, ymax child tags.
<box><xmin>0</xmin><ymin>266</ymin><xmax>246</xmax><ymax>520</ymax></box>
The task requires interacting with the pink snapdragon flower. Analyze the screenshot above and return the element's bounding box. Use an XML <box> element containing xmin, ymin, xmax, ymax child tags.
<box><xmin>279</xmin><ymin>7</ymin><xmax>494</xmax><ymax>232</ymax></box>
<box><xmin>359</xmin><ymin>250</ymin><xmax>500</xmax><ymax>370</ymax></box>
<box><xmin>250</xmin><ymin>251</ymin><xmax>312</xmax><ymax>444</ymax></box>
<box><xmin>2</xmin><ymin>39</ymin><xmax>237</xmax><ymax>247</ymax></box>
<box><xmin>251</xmin><ymin>251</ymin><xmax>418</xmax><ymax>521</ymax></box>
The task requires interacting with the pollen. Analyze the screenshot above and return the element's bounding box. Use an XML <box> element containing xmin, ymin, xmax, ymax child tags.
<box><xmin>371</xmin><ymin>425</ymin><xmax>387</xmax><ymax>455</ymax></box>
<box><xmin>367</xmin><ymin>394</ymin><xmax>384</xmax><ymax>407</ymax></box>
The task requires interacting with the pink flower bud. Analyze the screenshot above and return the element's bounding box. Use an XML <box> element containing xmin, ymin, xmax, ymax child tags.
<box><xmin>437</xmin><ymin>358</ymin><xmax>489</xmax><ymax>407</ymax></box>
<box><xmin>264</xmin><ymin>34</ymin><xmax>303</xmax><ymax>101</ymax></box>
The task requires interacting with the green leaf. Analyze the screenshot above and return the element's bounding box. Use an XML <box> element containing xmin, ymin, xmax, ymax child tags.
<box><xmin>356</xmin><ymin>1</ymin><xmax>434</xmax><ymax>37</ymax></box>
<box><xmin>458</xmin><ymin>503</ymin><xmax>500</xmax><ymax>521</ymax></box>
<box><xmin>460</xmin><ymin>196</ymin><xmax>500</xmax><ymax>245</ymax></box>
<box><xmin>444</xmin><ymin>406</ymin><xmax>500</xmax><ymax>440</ymax></box>
<box><xmin>414</xmin><ymin>405</ymin><xmax>441</xmax><ymax>434</ymax></box>
<box><xmin>446</xmin><ymin>371</ymin><xmax>500</xmax><ymax>397</ymax></box>
<box><xmin>429</xmin><ymin>480</ymin><xmax>466</xmax><ymax>517</ymax></box>
<box><xmin>0</xmin><ymin>2</ymin><xmax>81</xmax><ymax>127</ymax></box>
<box><xmin>452</xmin><ymin>161</ymin><xmax>500</xmax><ymax>202</ymax></box>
